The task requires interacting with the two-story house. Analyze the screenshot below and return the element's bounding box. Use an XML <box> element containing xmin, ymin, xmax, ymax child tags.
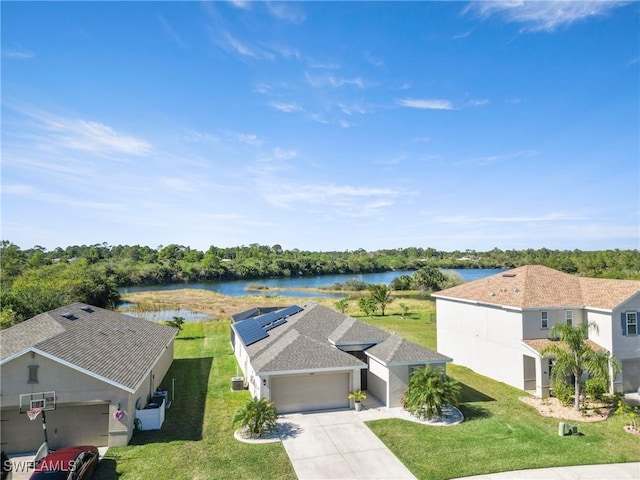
<box><xmin>434</xmin><ymin>265</ymin><xmax>640</xmax><ymax>398</ymax></box>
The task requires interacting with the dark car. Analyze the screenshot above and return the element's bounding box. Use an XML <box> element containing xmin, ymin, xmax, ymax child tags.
<box><xmin>1</xmin><ymin>451</ymin><xmax>11</xmax><ymax>480</ymax></box>
<box><xmin>29</xmin><ymin>446</ymin><xmax>99</xmax><ymax>480</ymax></box>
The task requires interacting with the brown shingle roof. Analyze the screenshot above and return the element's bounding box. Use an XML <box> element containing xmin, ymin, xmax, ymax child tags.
<box><xmin>523</xmin><ymin>338</ymin><xmax>607</xmax><ymax>354</ymax></box>
<box><xmin>433</xmin><ymin>265</ymin><xmax>640</xmax><ymax>310</ymax></box>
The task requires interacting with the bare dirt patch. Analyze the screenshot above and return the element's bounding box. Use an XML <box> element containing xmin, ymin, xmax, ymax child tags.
<box><xmin>519</xmin><ymin>396</ymin><xmax>613</xmax><ymax>422</ymax></box>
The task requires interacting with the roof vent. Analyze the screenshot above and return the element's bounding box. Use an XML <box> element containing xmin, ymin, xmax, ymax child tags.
<box><xmin>61</xmin><ymin>312</ymin><xmax>77</xmax><ymax>320</ymax></box>
<box><xmin>514</xmin><ymin>288</ymin><xmax>520</xmax><ymax>294</ymax></box>
<box><xmin>80</xmin><ymin>306</ymin><xmax>94</xmax><ymax>313</ymax></box>
<box><xmin>489</xmin><ymin>292</ymin><xmax>496</xmax><ymax>297</ymax></box>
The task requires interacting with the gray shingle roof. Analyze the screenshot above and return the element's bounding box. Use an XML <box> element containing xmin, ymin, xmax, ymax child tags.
<box><xmin>366</xmin><ymin>334</ymin><xmax>452</xmax><ymax>366</ymax></box>
<box><xmin>328</xmin><ymin>316</ymin><xmax>390</xmax><ymax>345</ymax></box>
<box><xmin>253</xmin><ymin>330</ymin><xmax>365</xmax><ymax>374</ymax></box>
<box><xmin>0</xmin><ymin>303</ymin><xmax>177</xmax><ymax>392</ymax></box>
<box><xmin>234</xmin><ymin>302</ymin><xmax>448</xmax><ymax>374</ymax></box>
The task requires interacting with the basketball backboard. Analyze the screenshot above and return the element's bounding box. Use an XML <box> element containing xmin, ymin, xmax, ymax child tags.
<box><xmin>19</xmin><ymin>391</ymin><xmax>56</xmax><ymax>414</ymax></box>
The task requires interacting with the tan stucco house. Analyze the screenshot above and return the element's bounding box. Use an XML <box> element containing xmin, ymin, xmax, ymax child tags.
<box><xmin>0</xmin><ymin>303</ymin><xmax>176</xmax><ymax>454</ymax></box>
<box><xmin>230</xmin><ymin>302</ymin><xmax>451</xmax><ymax>413</ymax></box>
<box><xmin>434</xmin><ymin>265</ymin><xmax>640</xmax><ymax>398</ymax></box>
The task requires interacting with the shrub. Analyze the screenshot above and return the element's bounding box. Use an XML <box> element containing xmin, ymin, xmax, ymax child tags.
<box><xmin>403</xmin><ymin>366</ymin><xmax>461</xmax><ymax>420</ymax></box>
<box><xmin>552</xmin><ymin>380</ymin><xmax>574</xmax><ymax>407</ymax></box>
<box><xmin>584</xmin><ymin>377</ymin><xmax>608</xmax><ymax>401</ymax></box>
<box><xmin>233</xmin><ymin>397</ymin><xmax>278</xmax><ymax>437</ymax></box>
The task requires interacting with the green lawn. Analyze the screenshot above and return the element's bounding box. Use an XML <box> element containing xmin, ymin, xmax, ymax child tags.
<box><xmin>95</xmin><ymin>321</ymin><xmax>296</xmax><ymax>480</ymax></box>
<box><xmin>358</xmin><ymin>314</ymin><xmax>640</xmax><ymax>480</ymax></box>
<box><xmin>96</xmin><ymin>298</ymin><xmax>639</xmax><ymax>480</ymax></box>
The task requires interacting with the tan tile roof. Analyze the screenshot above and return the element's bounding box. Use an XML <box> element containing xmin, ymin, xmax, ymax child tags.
<box><xmin>523</xmin><ymin>338</ymin><xmax>607</xmax><ymax>354</ymax></box>
<box><xmin>434</xmin><ymin>265</ymin><xmax>640</xmax><ymax>310</ymax></box>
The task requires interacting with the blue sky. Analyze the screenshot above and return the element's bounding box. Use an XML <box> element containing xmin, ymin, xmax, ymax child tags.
<box><xmin>2</xmin><ymin>1</ymin><xmax>638</xmax><ymax>252</ymax></box>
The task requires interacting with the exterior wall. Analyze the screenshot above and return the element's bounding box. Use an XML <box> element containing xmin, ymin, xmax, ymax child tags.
<box><xmin>522</xmin><ymin>308</ymin><xmax>583</xmax><ymax>340</ymax></box>
<box><xmin>611</xmin><ymin>297</ymin><xmax>640</xmax><ymax>361</ymax></box>
<box><xmin>1</xmin><ymin>352</ymin><xmax>125</xmax><ymax>407</ymax></box>
<box><xmin>609</xmin><ymin>297</ymin><xmax>640</xmax><ymax>392</ymax></box>
<box><xmin>367</xmin><ymin>357</ymin><xmax>388</xmax><ymax>405</ymax></box>
<box><xmin>231</xmin><ymin>339</ymin><xmax>259</xmax><ymax>398</ymax></box>
<box><xmin>436</xmin><ymin>299</ymin><xmax>525</xmax><ymax>391</ymax></box>
<box><xmin>1</xmin><ymin>353</ymin><xmax>129</xmax><ymax>451</ymax></box>
<box><xmin>127</xmin><ymin>339</ymin><xmax>175</xmax><ymax>443</ymax></box>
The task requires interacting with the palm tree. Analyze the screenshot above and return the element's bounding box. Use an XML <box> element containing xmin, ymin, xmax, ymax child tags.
<box><xmin>166</xmin><ymin>316</ymin><xmax>185</xmax><ymax>332</ymax></box>
<box><xmin>403</xmin><ymin>366</ymin><xmax>461</xmax><ymax>420</ymax></box>
<box><xmin>233</xmin><ymin>397</ymin><xmax>278</xmax><ymax>437</ymax></box>
<box><xmin>541</xmin><ymin>322</ymin><xmax>620</xmax><ymax>411</ymax></box>
<box><xmin>367</xmin><ymin>284</ymin><xmax>393</xmax><ymax>316</ymax></box>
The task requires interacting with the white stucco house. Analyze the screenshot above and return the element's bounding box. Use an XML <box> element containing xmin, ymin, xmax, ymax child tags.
<box><xmin>434</xmin><ymin>265</ymin><xmax>640</xmax><ymax>398</ymax></box>
<box><xmin>230</xmin><ymin>302</ymin><xmax>451</xmax><ymax>413</ymax></box>
<box><xmin>0</xmin><ymin>303</ymin><xmax>176</xmax><ymax>454</ymax></box>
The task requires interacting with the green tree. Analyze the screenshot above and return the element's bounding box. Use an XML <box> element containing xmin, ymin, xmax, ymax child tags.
<box><xmin>166</xmin><ymin>316</ymin><xmax>185</xmax><ymax>332</ymax></box>
<box><xmin>358</xmin><ymin>296</ymin><xmax>377</xmax><ymax>316</ymax></box>
<box><xmin>411</xmin><ymin>266</ymin><xmax>447</xmax><ymax>291</ymax></box>
<box><xmin>403</xmin><ymin>366</ymin><xmax>461</xmax><ymax>420</ymax></box>
<box><xmin>367</xmin><ymin>284</ymin><xmax>394</xmax><ymax>316</ymax></box>
<box><xmin>334</xmin><ymin>298</ymin><xmax>349</xmax><ymax>313</ymax></box>
<box><xmin>233</xmin><ymin>397</ymin><xmax>278</xmax><ymax>437</ymax></box>
<box><xmin>541</xmin><ymin>322</ymin><xmax>620</xmax><ymax>411</ymax></box>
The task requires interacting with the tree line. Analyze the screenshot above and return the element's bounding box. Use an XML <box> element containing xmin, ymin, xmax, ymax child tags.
<box><xmin>1</xmin><ymin>240</ymin><xmax>638</xmax><ymax>328</ymax></box>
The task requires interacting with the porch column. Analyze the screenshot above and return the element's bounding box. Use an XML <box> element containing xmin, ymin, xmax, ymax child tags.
<box><xmin>534</xmin><ymin>355</ymin><xmax>551</xmax><ymax>399</ymax></box>
<box><xmin>536</xmin><ymin>355</ymin><xmax>551</xmax><ymax>399</ymax></box>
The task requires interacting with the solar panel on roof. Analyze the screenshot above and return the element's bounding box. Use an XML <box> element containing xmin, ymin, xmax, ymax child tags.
<box><xmin>264</xmin><ymin>318</ymin><xmax>288</xmax><ymax>331</ymax></box>
<box><xmin>279</xmin><ymin>305</ymin><xmax>303</xmax><ymax>317</ymax></box>
<box><xmin>235</xmin><ymin>318</ymin><xmax>269</xmax><ymax>346</ymax></box>
<box><xmin>256</xmin><ymin>311</ymin><xmax>281</xmax><ymax>327</ymax></box>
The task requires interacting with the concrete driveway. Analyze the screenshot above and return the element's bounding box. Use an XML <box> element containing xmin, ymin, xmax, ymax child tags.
<box><xmin>278</xmin><ymin>409</ymin><xmax>416</xmax><ymax>480</ymax></box>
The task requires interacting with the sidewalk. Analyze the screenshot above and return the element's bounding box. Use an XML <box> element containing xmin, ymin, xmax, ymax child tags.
<box><xmin>453</xmin><ymin>462</ymin><xmax>640</xmax><ymax>479</ymax></box>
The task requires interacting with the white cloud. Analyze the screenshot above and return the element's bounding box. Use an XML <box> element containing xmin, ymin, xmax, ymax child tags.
<box><xmin>272</xmin><ymin>147</ymin><xmax>297</xmax><ymax>161</ymax></box>
<box><xmin>397</xmin><ymin>98</ymin><xmax>454</xmax><ymax>110</ymax></box>
<box><xmin>364</xmin><ymin>52</ymin><xmax>384</xmax><ymax>67</ymax></box>
<box><xmin>467</xmin><ymin>99</ymin><xmax>489</xmax><ymax>107</ymax></box>
<box><xmin>237</xmin><ymin>133</ymin><xmax>262</xmax><ymax>146</ymax></box>
<box><xmin>433</xmin><ymin>212</ymin><xmax>588</xmax><ymax>224</ymax></box>
<box><xmin>271</xmin><ymin>102</ymin><xmax>303</xmax><ymax>113</ymax></box>
<box><xmin>265</xmin><ymin>2</ymin><xmax>306</xmax><ymax>24</ymax></box>
<box><xmin>158</xmin><ymin>14</ymin><xmax>188</xmax><ymax>48</ymax></box>
<box><xmin>2</xmin><ymin>45</ymin><xmax>35</xmax><ymax>59</ymax></box>
<box><xmin>12</xmin><ymin>107</ymin><xmax>152</xmax><ymax>157</ymax></box>
<box><xmin>3</xmin><ymin>183</ymin><xmax>123</xmax><ymax>210</ymax></box>
<box><xmin>459</xmin><ymin>150</ymin><xmax>536</xmax><ymax>167</ymax></box>
<box><xmin>465</xmin><ymin>1</ymin><xmax>627</xmax><ymax>32</ymax></box>
<box><xmin>227</xmin><ymin>0</ymin><xmax>251</xmax><ymax>10</ymax></box>
<box><xmin>223</xmin><ymin>33</ymin><xmax>274</xmax><ymax>60</ymax></box>
<box><xmin>305</xmin><ymin>72</ymin><xmax>368</xmax><ymax>89</ymax></box>
<box><xmin>338</xmin><ymin>103</ymin><xmax>369</xmax><ymax>115</ymax></box>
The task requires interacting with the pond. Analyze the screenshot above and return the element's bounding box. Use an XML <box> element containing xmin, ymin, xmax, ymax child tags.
<box><xmin>119</xmin><ymin>268</ymin><xmax>506</xmax><ymax>323</ymax></box>
<box><xmin>119</xmin><ymin>268</ymin><xmax>506</xmax><ymax>298</ymax></box>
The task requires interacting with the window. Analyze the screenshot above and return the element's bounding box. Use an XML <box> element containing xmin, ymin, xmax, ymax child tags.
<box><xmin>565</xmin><ymin>310</ymin><xmax>573</xmax><ymax>326</ymax></box>
<box><xmin>626</xmin><ymin>312</ymin><xmax>637</xmax><ymax>336</ymax></box>
<box><xmin>28</xmin><ymin>365</ymin><xmax>39</xmax><ymax>384</ymax></box>
<box><xmin>541</xmin><ymin>311</ymin><xmax>548</xmax><ymax>329</ymax></box>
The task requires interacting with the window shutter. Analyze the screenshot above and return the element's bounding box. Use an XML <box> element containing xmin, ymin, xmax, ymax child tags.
<box><xmin>621</xmin><ymin>313</ymin><xmax>627</xmax><ymax>336</ymax></box>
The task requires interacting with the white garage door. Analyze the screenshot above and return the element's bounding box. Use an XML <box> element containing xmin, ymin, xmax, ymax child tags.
<box><xmin>270</xmin><ymin>372</ymin><xmax>350</xmax><ymax>414</ymax></box>
<box><xmin>0</xmin><ymin>404</ymin><xmax>109</xmax><ymax>454</ymax></box>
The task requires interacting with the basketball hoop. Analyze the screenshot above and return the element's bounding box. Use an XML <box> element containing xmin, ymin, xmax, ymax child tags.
<box><xmin>27</xmin><ymin>407</ymin><xmax>42</xmax><ymax>421</ymax></box>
